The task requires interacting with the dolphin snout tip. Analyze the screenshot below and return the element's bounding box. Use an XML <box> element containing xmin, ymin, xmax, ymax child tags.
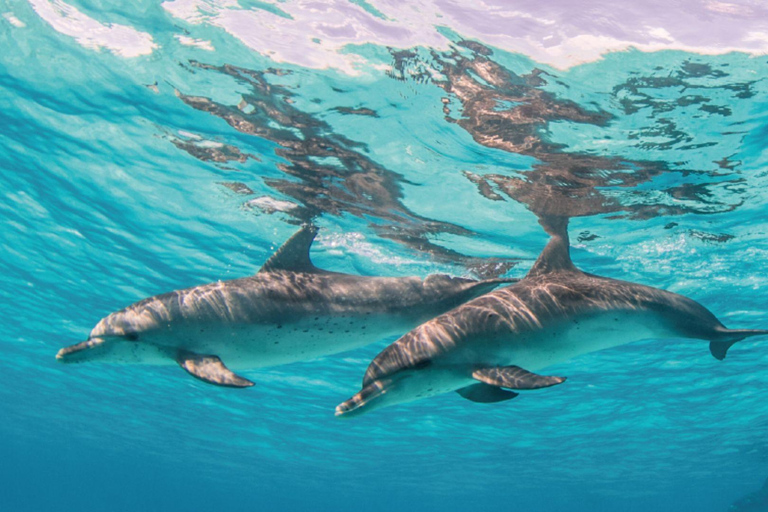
<box><xmin>55</xmin><ymin>346</ymin><xmax>78</xmax><ymax>363</ymax></box>
<box><xmin>335</xmin><ymin>396</ymin><xmax>369</xmax><ymax>419</ymax></box>
<box><xmin>55</xmin><ymin>338</ymin><xmax>104</xmax><ymax>363</ymax></box>
<box><xmin>334</xmin><ymin>402</ymin><xmax>353</xmax><ymax>419</ymax></box>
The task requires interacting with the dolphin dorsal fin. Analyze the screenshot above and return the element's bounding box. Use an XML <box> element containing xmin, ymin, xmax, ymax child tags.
<box><xmin>259</xmin><ymin>224</ymin><xmax>321</xmax><ymax>274</ymax></box>
<box><xmin>526</xmin><ymin>216</ymin><xmax>577</xmax><ymax>278</ymax></box>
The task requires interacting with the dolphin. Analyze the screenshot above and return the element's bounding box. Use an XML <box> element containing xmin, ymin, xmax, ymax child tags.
<box><xmin>729</xmin><ymin>477</ymin><xmax>768</xmax><ymax>512</ymax></box>
<box><xmin>336</xmin><ymin>217</ymin><xmax>767</xmax><ymax>417</ymax></box>
<box><xmin>56</xmin><ymin>225</ymin><xmax>514</xmax><ymax>388</ymax></box>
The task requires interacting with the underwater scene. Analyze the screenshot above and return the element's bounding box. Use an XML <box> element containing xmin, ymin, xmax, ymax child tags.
<box><xmin>3</xmin><ymin>0</ymin><xmax>768</xmax><ymax>510</ymax></box>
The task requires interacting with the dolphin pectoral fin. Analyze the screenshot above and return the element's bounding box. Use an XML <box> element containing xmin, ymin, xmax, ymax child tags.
<box><xmin>456</xmin><ymin>383</ymin><xmax>519</xmax><ymax>403</ymax></box>
<box><xmin>472</xmin><ymin>365</ymin><xmax>566</xmax><ymax>390</ymax></box>
<box><xmin>176</xmin><ymin>351</ymin><xmax>254</xmax><ymax>388</ymax></box>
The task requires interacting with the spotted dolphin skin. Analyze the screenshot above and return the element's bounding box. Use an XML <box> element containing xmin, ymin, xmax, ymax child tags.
<box><xmin>57</xmin><ymin>225</ymin><xmax>514</xmax><ymax>388</ymax></box>
<box><xmin>336</xmin><ymin>217</ymin><xmax>768</xmax><ymax>417</ymax></box>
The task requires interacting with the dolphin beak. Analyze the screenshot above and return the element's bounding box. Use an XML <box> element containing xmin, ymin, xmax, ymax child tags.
<box><xmin>56</xmin><ymin>338</ymin><xmax>106</xmax><ymax>363</ymax></box>
<box><xmin>335</xmin><ymin>379</ymin><xmax>390</xmax><ymax>419</ymax></box>
<box><xmin>335</xmin><ymin>398</ymin><xmax>361</xmax><ymax>418</ymax></box>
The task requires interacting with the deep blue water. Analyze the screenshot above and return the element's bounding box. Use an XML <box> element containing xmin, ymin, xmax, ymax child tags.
<box><xmin>3</xmin><ymin>1</ymin><xmax>768</xmax><ymax>511</ymax></box>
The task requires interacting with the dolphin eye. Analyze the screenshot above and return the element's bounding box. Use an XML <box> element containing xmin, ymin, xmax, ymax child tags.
<box><xmin>413</xmin><ymin>359</ymin><xmax>431</xmax><ymax>370</ymax></box>
<box><xmin>124</xmin><ymin>333</ymin><xmax>139</xmax><ymax>341</ymax></box>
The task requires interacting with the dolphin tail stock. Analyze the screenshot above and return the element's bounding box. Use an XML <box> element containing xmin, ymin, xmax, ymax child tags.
<box><xmin>709</xmin><ymin>328</ymin><xmax>768</xmax><ymax>360</ymax></box>
<box><xmin>335</xmin><ymin>379</ymin><xmax>390</xmax><ymax>419</ymax></box>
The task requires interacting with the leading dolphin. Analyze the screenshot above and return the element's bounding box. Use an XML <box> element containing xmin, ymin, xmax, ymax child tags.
<box><xmin>57</xmin><ymin>225</ymin><xmax>514</xmax><ymax>387</ymax></box>
<box><xmin>336</xmin><ymin>217</ymin><xmax>767</xmax><ymax>417</ymax></box>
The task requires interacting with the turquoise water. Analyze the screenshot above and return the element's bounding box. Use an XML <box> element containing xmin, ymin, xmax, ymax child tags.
<box><xmin>3</xmin><ymin>1</ymin><xmax>768</xmax><ymax>510</ymax></box>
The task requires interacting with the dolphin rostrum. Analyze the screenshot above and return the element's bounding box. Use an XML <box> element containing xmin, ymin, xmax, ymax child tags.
<box><xmin>336</xmin><ymin>217</ymin><xmax>767</xmax><ymax>417</ymax></box>
<box><xmin>56</xmin><ymin>225</ymin><xmax>514</xmax><ymax>388</ymax></box>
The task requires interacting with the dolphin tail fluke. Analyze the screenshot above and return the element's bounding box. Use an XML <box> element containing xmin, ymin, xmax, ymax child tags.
<box><xmin>335</xmin><ymin>379</ymin><xmax>390</xmax><ymax>419</ymax></box>
<box><xmin>709</xmin><ymin>341</ymin><xmax>737</xmax><ymax>361</ymax></box>
<box><xmin>710</xmin><ymin>328</ymin><xmax>768</xmax><ymax>360</ymax></box>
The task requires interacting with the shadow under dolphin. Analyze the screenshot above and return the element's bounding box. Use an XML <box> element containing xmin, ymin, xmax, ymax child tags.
<box><xmin>336</xmin><ymin>216</ymin><xmax>767</xmax><ymax>417</ymax></box>
<box><xmin>57</xmin><ymin>225</ymin><xmax>514</xmax><ymax>388</ymax></box>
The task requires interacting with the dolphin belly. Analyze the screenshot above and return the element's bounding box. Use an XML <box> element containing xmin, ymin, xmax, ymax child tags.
<box><xmin>127</xmin><ymin>313</ymin><xmax>403</xmax><ymax>370</ymax></box>
<box><xmin>213</xmin><ymin>313</ymin><xmax>403</xmax><ymax>370</ymax></box>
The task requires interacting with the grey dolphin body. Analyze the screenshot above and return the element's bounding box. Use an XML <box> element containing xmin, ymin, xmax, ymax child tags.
<box><xmin>57</xmin><ymin>226</ymin><xmax>513</xmax><ymax>387</ymax></box>
<box><xmin>729</xmin><ymin>478</ymin><xmax>768</xmax><ymax>512</ymax></box>
<box><xmin>336</xmin><ymin>217</ymin><xmax>768</xmax><ymax>417</ymax></box>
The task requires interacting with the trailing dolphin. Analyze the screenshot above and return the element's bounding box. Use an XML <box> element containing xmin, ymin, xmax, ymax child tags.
<box><xmin>728</xmin><ymin>477</ymin><xmax>768</xmax><ymax>512</ymax></box>
<box><xmin>57</xmin><ymin>225</ymin><xmax>514</xmax><ymax>388</ymax></box>
<box><xmin>336</xmin><ymin>217</ymin><xmax>768</xmax><ymax>417</ymax></box>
